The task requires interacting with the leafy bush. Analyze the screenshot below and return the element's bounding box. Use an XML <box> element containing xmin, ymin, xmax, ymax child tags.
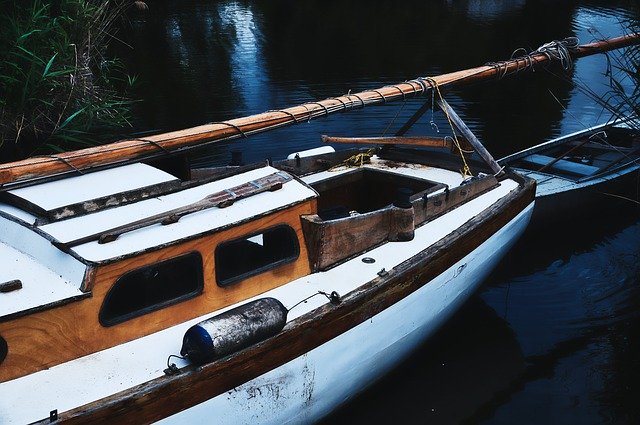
<box><xmin>0</xmin><ymin>0</ymin><xmax>135</xmax><ymax>160</ymax></box>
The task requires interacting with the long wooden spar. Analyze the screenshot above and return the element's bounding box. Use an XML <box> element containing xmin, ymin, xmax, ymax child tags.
<box><xmin>1</xmin><ymin>34</ymin><xmax>639</xmax><ymax>187</ymax></box>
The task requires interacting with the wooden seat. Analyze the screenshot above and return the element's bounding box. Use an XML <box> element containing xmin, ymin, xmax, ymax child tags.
<box><xmin>522</xmin><ymin>154</ymin><xmax>600</xmax><ymax>176</ymax></box>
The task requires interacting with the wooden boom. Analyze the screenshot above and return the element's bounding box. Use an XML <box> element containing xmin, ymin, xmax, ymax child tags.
<box><xmin>1</xmin><ymin>34</ymin><xmax>638</xmax><ymax>188</ymax></box>
<box><xmin>320</xmin><ymin>135</ymin><xmax>475</xmax><ymax>152</ymax></box>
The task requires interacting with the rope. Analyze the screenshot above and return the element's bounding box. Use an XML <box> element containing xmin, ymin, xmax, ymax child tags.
<box><xmin>329</xmin><ymin>149</ymin><xmax>376</xmax><ymax>171</ymax></box>
<box><xmin>209</xmin><ymin>121</ymin><xmax>248</xmax><ymax>138</ymax></box>
<box><xmin>381</xmin><ymin>100</ymin><xmax>406</xmax><ymax>136</ymax></box>
<box><xmin>287</xmin><ymin>290</ymin><xmax>341</xmax><ymax>312</ymax></box>
<box><xmin>133</xmin><ymin>138</ymin><xmax>171</xmax><ymax>154</ymax></box>
<box><xmin>349</xmin><ymin>93</ymin><xmax>366</xmax><ymax>108</ymax></box>
<box><xmin>485</xmin><ymin>37</ymin><xmax>580</xmax><ymax>79</ymax></box>
<box><xmin>387</xmin><ymin>84</ymin><xmax>407</xmax><ymax>101</ymax></box>
<box><xmin>371</xmin><ymin>89</ymin><xmax>387</xmax><ymax>103</ymax></box>
<box><xmin>428</xmin><ymin>80</ymin><xmax>473</xmax><ymax>178</ymax></box>
<box><xmin>331</xmin><ymin>97</ymin><xmax>349</xmax><ymax>111</ymax></box>
<box><xmin>269</xmin><ymin>109</ymin><xmax>299</xmax><ymax>123</ymax></box>
<box><xmin>422</xmin><ymin>77</ymin><xmax>439</xmax><ymax>132</ymax></box>
<box><xmin>534</xmin><ymin>37</ymin><xmax>579</xmax><ymax>72</ymax></box>
<box><xmin>34</xmin><ymin>155</ymin><xmax>85</xmax><ymax>175</ymax></box>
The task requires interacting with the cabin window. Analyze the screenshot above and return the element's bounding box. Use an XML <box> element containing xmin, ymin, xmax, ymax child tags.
<box><xmin>215</xmin><ymin>225</ymin><xmax>299</xmax><ymax>286</ymax></box>
<box><xmin>99</xmin><ymin>252</ymin><xmax>204</xmax><ymax>326</ymax></box>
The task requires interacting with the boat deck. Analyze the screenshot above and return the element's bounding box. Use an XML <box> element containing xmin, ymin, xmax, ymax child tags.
<box><xmin>0</xmin><ymin>174</ymin><xmax>523</xmax><ymax>425</ymax></box>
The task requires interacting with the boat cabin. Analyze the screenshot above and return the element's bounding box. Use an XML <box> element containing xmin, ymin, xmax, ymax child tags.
<box><xmin>0</xmin><ymin>144</ymin><xmax>498</xmax><ymax>384</ymax></box>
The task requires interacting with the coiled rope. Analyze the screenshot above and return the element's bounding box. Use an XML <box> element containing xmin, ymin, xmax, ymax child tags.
<box><xmin>486</xmin><ymin>36</ymin><xmax>580</xmax><ymax>78</ymax></box>
<box><xmin>533</xmin><ymin>37</ymin><xmax>580</xmax><ymax>72</ymax></box>
<box><xmin>329</xmin><ymin>148</ymin><xmax>376</xmax><ymax>171</ymax></box>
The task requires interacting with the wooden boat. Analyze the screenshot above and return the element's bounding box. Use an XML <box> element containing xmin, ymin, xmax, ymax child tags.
<box><xmin>499</xmin><ymin>119</ymin><xmax>640</xmax><ymax>225</ymax></box>
<box><xmin>0</xmin><ymin>35</ymin><xmax>636</xmax><ymax>424</ymax></box>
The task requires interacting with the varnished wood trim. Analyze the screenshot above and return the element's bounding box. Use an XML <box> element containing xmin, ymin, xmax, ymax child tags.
<box><xmin>321</xmin><ymin>135</ymin><xmax>475</xmax><ymax>153</ymax></box>
<box><xmin>0</xmin><ymin>201</ymin><xmax>315</xmax><ymax>383</ymax></box>
<box><xmin>0</xmin><ymin>293</ymin><xmax>91</xmax><ymax>323</ymax></box>
<box><xmin>51</xmin><ymin>178</ymin><xmax>535</xmax><ymax>424</ymax></box>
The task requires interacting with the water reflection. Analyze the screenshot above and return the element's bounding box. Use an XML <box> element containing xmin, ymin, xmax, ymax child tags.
<box><xmin>446</xmin><ymin>0</ymin><xmax>526</xmax><ymax>21</ymax></box>
<box><xmin>320</xmin><ymin>297</ymin><xmax>526</xmax><ymax>425</ymax></box>
<box><xmin>479</xmin><ymin>210</ymin><xmax>640</xmax><ymax>424</ymax></box>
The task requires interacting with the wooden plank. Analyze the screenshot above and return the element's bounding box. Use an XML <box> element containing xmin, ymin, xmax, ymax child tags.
<box><xmin>302</xmin><ymin>210</ymin><xmax>392</xmax><ymax>271</ymax></box>
<box><xmin>45</xmin><ymin>163</ymin><xmax>267</xmax><ymax>223</ymax></box>
<box><xmin>0</xmin><ymin>200</ymin><xmax>315</xmax><ymax>383</ymax></box>
<box><xmin>321</xmin><ymin>135</ymin><xmax>475</xmax><ymax>153</ymax></box>
<box><xmin>302</xmin><ymin>174</ymin><xmax>498</xmax><ymax>272</ymax></box>
<box><xmin>1</xmin><ymin>35</ymin><xmax>637</xmax><ymax>187</ymax></box>
<box><xmin>413</xmin><ymin>175</ymin><xmax>499</xmax><ymax>225</ymax></box>
<box><xmin>436</xmin><ymin>98</ymin><xmax>503</xmax><ymax>175</ymax></box>
<box><xmin>55</xmin><ymin>172</ymin><xmax>292</xmax><ymax>248</ymax></box>
<box><xmin>322</xmin><ymin>135</ymin><xmax>447</xmax><ymax>148</ymax></box>
<box><xmin>49</xmin><ymin>176</ymin><xmax>535</xmax><ymax>425</ymax></box>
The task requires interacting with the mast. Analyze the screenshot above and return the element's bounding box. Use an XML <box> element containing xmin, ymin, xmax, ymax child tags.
<box><xmin>1</xmin><ymin>34</ymin><xmax>638</xmax><ymax>187</ymax></box>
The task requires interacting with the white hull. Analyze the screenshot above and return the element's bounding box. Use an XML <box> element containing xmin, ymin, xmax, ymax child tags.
<box><xmin>159</xmin><ymin>203</ymin><xmax>534</xmax><ymax>425</ymax></box>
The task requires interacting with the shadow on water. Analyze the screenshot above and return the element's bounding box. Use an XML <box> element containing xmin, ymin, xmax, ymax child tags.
<box><xmin>477</xmin><ymin>206</ymin><xmax>640</xmax><ymax>424</ymax></box>
<box><xmin>319</xmin><ymin>297</ymin><xmax>526</xmax><ymax>425</ymax></box>
<box><xmin>321</xmin><ymin>206</ymin><xmax>640</xmax><ymax>425</ymax></box>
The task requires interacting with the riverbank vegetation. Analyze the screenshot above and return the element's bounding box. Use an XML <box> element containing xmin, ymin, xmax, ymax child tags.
<box><xmin>0</xmin><ymin>0</ymin><xmax>135</xmax><ymax>161</ymax></box>
<box><xmin>582</xmin><ymin>17</ymin><xmax>640</xmax><ymax>127</ymax></box>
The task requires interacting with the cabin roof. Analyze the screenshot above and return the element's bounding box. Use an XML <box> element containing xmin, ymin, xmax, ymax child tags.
<box><xmin>7</xmin><ymin>163</ymin><xmax>178</xmax><ymax>212</ymax></box>
<box><xmin>0</xmin><ymin>241</ymin><xmax>86</xmax><ymax>320</ymax></box>
<box><xmin>0</xmin><ymin>163</ymin><xmax>317</xmax><ymax>264</ymax></box>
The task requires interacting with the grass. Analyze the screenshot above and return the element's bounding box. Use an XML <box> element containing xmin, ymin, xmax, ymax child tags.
<box><xmin>578</xmin><ymin>20</ymin><xmax>640</xmax><ymax>128</ymax></box>
<box><xmin>0</xmin><ymin>0</ymin><xmax>136</xmax><ymax>161</ymax></box>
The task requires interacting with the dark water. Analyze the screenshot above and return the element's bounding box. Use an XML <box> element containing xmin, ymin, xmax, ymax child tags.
<box><xmin>118</xmin><ymin>1</ymin><xmax>640</xmax><ymax>423</ymax></box>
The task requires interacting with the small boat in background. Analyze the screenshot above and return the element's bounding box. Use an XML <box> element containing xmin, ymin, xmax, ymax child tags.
<box><xmin>499</xmin><ymin>119</ymin><xmax>640</xmax><ymax>225</ymax></box>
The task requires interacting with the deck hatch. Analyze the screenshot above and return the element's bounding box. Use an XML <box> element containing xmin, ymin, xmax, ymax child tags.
<box><xmin>215</xmin><ymin>225</ymin><xmax>300</xmax><ymax>286</ymax></box>
<box><xmin>99</xmin><ymin>252</ymin><xmax>204</xmax><ymax>326</ymax></box>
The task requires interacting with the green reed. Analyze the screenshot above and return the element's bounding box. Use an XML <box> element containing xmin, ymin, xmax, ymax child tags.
<box><xmin>0</xmin><ymin>0</ymin><xmax>136</xmax><ymax>160</ymax></box>
<box><xmin>579</xmin><ymin>18</ymin><xmax>640</xmax><ymax>128</ymax></box>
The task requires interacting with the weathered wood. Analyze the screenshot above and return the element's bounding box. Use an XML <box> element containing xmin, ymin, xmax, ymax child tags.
<box><xmin>301</xmin><ymin>210</ymin><xmax>393</xmax><ymax>271</ymax></box>
<box><xmin>388</xmin><ymin>205</ymin><xmax>415</xmax><ymax>242</ymax></box>
<box><xmin>48</xmin><ymin>176</ymin><xmax>535</xmax><ymax>425</ymax></box>
<box><xmin>1</xmin><ymin>35</ymin><xmax>637</xmax><ymax>187</ymax></box>
<box><xmin>436</xmin><ymin>98</ymin><xmax>503</xmax><ymax>174</ymax></box>
<box><xmin>55</xmin><ymin>172</ymin><xmax>292</xmax><ymax>248</ymax></box>
<box><xmin>323</xmin><ymin>135</ymin><xmax>451</xmax><ymax>147</ymax></box>
<box><xmin>0</xmin><ymin>201</ymin><xmax>315</xmax><ymax>383</ymax></box>
<box><xmin>44</xmin><ymin>162</ymin><xmax>268</xmax><ymax>223</ymax></box>
<box><xmin>302</xmin><ymin>174</ymin><xmax>498</xmax><ymax>271</ymax></box>
<box><xmin>413</xmin><ymin>175</ymin><xmax>499</xmax><ymax>225</ymax></box>
<box><xmin>274</xmin><ymin>149</ymin><xmax>364</xmax><ymax>177</ymax></box>
<box><xmin>320</xmin><ymin>135</ymin><xmax>473</xmax><ymax>151</ymax></box>
<box><xmin>0</xmin><ymin>280</ymin><xmax>22</xmax><ymax>293</ymax></box>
